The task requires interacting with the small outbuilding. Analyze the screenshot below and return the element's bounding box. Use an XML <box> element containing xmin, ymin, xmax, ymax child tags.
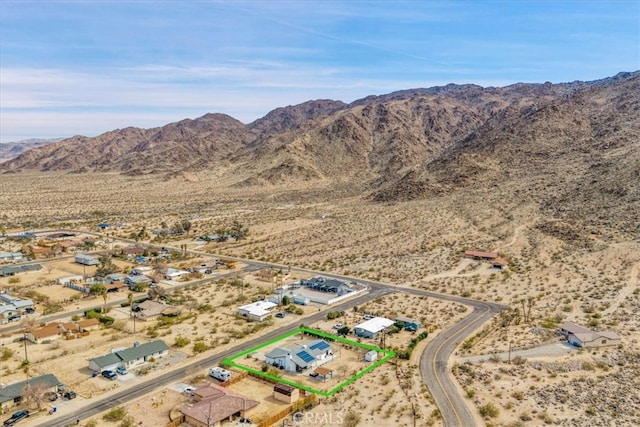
<box><xmin>364</xmin><ymin>350</ymin><xmax>378</xmax><ymax>362</ymax></box>
<box><xmin>273</xmin><ymin>383</ymin><xmax>299</xmax><ymax>403</ymax></box>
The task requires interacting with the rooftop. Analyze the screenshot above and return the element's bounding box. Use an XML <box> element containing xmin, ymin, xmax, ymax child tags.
<box><xmin>355</xmin><ymin>317</ymin><xmax>394</xmax><ymax>333</ymax></box>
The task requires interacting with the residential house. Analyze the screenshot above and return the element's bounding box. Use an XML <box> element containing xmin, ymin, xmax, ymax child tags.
<box><xmin>104</xmin><ymin>281</ymin><xmax>127</xmax><ymax>293</ymax></box>
<box><xmin>45</xmin><ymin>232</ymin><xmax>76</xmax><ymax>241</ymax></box>
<box><xmin>181</xmin><ymin>383</ymin><xmax>259</xmax><ymax>427</ymax></box>
<box><xmin>27</xmin><ymin>323</ymin><xmax>62</xmax><ymax>344</ymax></box>
<box><xmin>133</xmin><ymin>300</ymin><xmax>179</xmax><ymax>321</ymax></box>
<box><xmin>0</xmin><ymin>305</ymin><xmax>19</xmax><ymax>324</ymax></box>
<box><xmin>0</xmin><ymin>264</ymin><xmax>42</xmax><ymax>277</ymax></box>
<box><xmin>165</xmin><ymin>268</ymin><xmax>190</xmax><ymax>280</ymax></box>
<box><xmin>27</xmin><ymin>318</ymin><xmax>100</xmax><ymax>343</ymax></box>
<box><xmin>394</xmin><ymin>316</ymin><xmax>422</xmax><ymax>331</ymax></box>
<box><xmin>0</xmin><ymin>293</ymin><xmax>34</xmax><ymax>312</ymax></box>
<box><xmin>265</xmin><ymin>339</ymin><xmax>334</xmax><ymax>373</ymax></box>
<box><xmin>120</xmin><ymin>245</ymin><xmax>145</xmax><ymax>257</ymax></box>
<box><xmin>0</xmin><ymin>252</ymin><xmax>23</xmax><ymax>262</ymax></box>
<box><xmin>58</xmin><ymin>239</ymin><xmax>84</xmax><ymax>252</ymax></box>
<box><xmin>104</xmin><ymin>273</ymin><xmax>127</xmax><ymax>284</ymax></box>
<box><xmin>354</xmin><ymin>317</ymin><xmax>394</xmax><ymax>339</ymax></box>
<box><xmin>88</xmin><ymin>340</ymin><xmax>169</xmax><ymax>372</ymax></box>
<box><xmin>300</xmin><ymin>277</ymin><xmax>351</xmax><ymax>295</ymax></box>
<box><xmin>0</xmin><ymin>374</ymin><xmax>62</xmax><ymax>411</ymax></box>
<box><xmin>558</xmin><ymin>322</ymin><xmax>622</xmax><ymax>348</ymax></box>
<box><xmin>464</xmin><ymin>250</ymin><xmax>498</xmax><ymax>261</ymax></box>
<box><xmin>75</xmin><ymin>253</ymin><xmax>99</xmax><ymax>266</ymax></box>
<box><xmin>125</xmin><ymin>275</ymin><xmax>152</xmax><ymax>289</ymax></box>
<box><xmin>237</xmin><ymin>301</ymin><xmax>277</xmax><ymax>322</ymax></box>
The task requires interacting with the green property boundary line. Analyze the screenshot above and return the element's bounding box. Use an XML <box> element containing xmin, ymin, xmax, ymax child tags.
<box><xmin>221</xmin><ymin>326</ymin><xmax>396</xmax><ymax>397</ymax></box>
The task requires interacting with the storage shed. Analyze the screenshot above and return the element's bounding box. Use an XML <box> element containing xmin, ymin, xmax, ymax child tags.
<box><xmin>273</xmin><ymin>383</ymin><xmax>299</xmax><ymax>403</ymax></box>
<box><xmin>364</xmin><ymin>350</ymin><xmax>378</xmax><ymax>362</ymax></box>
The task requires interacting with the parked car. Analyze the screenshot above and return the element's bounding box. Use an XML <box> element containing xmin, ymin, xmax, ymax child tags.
<box><xmin>116</xmin><ymin>366</ymin><xmax>128</xmax><ymax>375</ymax></box>
<box><xmin>3</xmin><ymin>410</ymin><xmax>29</xmax><ymax>426</ymax></box>
<box><xmin>44</xmin><ymin>391</ymin><xmax>58</xmax><ymax>401</ymax></box>
<box><xmin>363</xmin><ymin>314</ymin><xmax>374</xmax><ymax>320</ymax></box>
<box><xmin>63</xmin><ymin>390</ymin><xmax>77</xmax><ymax>399</ymax></box>
<box><xmin>25</xmin><ymin>307</ymin><xmax>35</xmax><ymax>314</ymax></box>
<box><xmin>275</xmin><ymin>312</ymin><xmax>286</xmax><ymax>318</ymax></box>
<box><xmin>183</xmin><ymin>386</ymin><xmax>195</xmax><ymax>395</ymax></box>
<box><xmin>332</xmin><ymin>323</ymin><xmax>344</xmax><ymax>329</ymax></box>
<box><xmin>102</xmin><ymin>370</ymin><xmax>117</xmax><ymax>380</ymax></box>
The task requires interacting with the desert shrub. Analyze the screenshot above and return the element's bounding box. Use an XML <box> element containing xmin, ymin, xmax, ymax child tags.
<box><xmin>1</xmin><ymin>347</ymin><xmax>14</xmax><ymax>361</ymax></box>
<box><xmin>174</xmin><ymin>336</ymin><xmax>190</xmax><ymax>347</ymax></box>
<box><xmin>118</xmin><ymin>416</ymin><xmax>136</xmax><ymax>427</ymax></box>
<box><xmin>193</xmin><ymin>341</ymin><xmax>208</xmax><ymax>354</ymax></box>
<box><xmin>326</xmin><ymin>311</ymin><xmax>345</xmax><ymax>320</ymax></box>
<box><xmin>343</xmin><ymin>410</ymin><xmax>361</xmax><ymax>427</ymax></box>
<box><xmin>512</xmin><ymin>356</ymin><xmax>527</xmax><ymax>366</ymax></box>
<box><xmin>479</xmin><ymin>403</ymin><xmax>499</xmax><ymax>418</ymax></box>
<box><xmin>103</xmin><ymin>406</ymin><xmax>126</xmax><ymax>421</ymax></box>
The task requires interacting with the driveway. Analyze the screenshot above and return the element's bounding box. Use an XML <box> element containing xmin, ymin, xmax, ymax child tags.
<box><xmin>459</xmin><ymin>342</ymin><xmax>577</xmax><ymax>364</ymax></box>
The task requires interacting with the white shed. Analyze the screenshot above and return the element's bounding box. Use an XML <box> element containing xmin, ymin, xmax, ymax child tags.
<box><xmin>364</xmin><ymin>350</ymin><xmax>378</xmax><ymax>362</ymax></box>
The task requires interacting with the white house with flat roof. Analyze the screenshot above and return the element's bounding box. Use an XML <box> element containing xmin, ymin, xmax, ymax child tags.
<box><xmin>237</xmin><ymin>300</ymin><xmax>277</xmax><ymax>321</ymax></box>
<box><xmin>354</xmin><ymin>317</ymin><xmax>394</xmax><ymax>339</ymax></box>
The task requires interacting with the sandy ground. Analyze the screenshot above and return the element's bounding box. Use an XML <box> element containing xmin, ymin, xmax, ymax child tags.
<box><xmin>1</xmin><ymin>173</ymin><xmax>639</xmax><ymax>426</ymax></box>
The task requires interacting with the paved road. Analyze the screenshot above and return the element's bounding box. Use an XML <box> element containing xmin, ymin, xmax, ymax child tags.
<box><xmin>37</xmin><ymin>288</ymin><xmax>391</xmax><ymax>427</ymax></box>
<box><xmin>420</xmin><ymin>302</ymin><xmax>503</xmax><ymax>427</ymax></box>
<box><xmin>9</xmin><ymin>229</ymin><xmax>507</xmax><ymax>427</ymax></box>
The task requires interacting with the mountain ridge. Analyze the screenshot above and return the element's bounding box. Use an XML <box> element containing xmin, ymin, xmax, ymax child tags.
<box><xmin>2</xmin><ymin>72</ymin><xmax>638</xmax><ymax>236</ymax></box>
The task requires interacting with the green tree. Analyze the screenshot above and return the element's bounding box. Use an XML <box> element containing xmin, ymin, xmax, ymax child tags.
<box><xmin>89</xmin><ymin>284</ymin><xmax>107</xmax><ymax>296</ymax></box>
<box><xmin>282</xmin><ymin>295</ymin><xmax>291</xmax><ymax>306</ymax></box>
<box><xmin>230</xmin><ymin>220</ymin><xmax>249</xmax><ymax>240</ymax></box>
<box><xmin>96</xmin><ymin>254</ymin><xmax>118</xmax><ymax>277</ymax></box>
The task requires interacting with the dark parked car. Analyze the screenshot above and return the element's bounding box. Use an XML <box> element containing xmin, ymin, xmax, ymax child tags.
<box><xmin>3</xmin><ymin>410</ymin><xmax>29</xmax><ymax>426</ymax></box>
<box><xmin>102</xmin><ymin>370</ymin><xmax>117</xmax><ymax>380</ymax></box>
<box><xmin>63</xmin><ymin>390</ymin><xmax>77</xmax><ymax>399</ymax></box>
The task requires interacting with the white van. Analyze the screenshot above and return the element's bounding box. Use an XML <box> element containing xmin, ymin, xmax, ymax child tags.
<box><xmin>209</xmin><ymin>367</ymin><xmax>231</xmax><ymax>381</ymax></box>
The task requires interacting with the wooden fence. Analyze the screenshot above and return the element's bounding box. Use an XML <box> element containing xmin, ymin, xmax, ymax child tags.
<box><xmin>256</xmin><ymin>394</ymin><xmax>317</xmax><ymax>427</ymax></box>
<box><xmin>166</xmin><ymin>415</ymin><xmax>184</xmax><ymax>427</ymax></box>
<box><xmin>220</xmin><ymin>370</ymin><xmax>248</xmax><ymax>387</ymax></box>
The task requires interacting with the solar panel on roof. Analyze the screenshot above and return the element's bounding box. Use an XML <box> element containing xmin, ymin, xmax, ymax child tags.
<box><xmin>309</xmin><ymin>341</ymin><xmax>330</xmax><ymax>351</ymax></box>
<box><xmin>297</xmin><ymin>351</ymin><xmax>315</xmax><ymax>363</ymax></box>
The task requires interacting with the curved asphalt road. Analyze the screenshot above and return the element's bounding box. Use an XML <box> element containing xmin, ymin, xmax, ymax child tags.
<box><xmin>10</xmin><ymin>229</ymin><xmax>507</xmax><ymax>427</ymax></box>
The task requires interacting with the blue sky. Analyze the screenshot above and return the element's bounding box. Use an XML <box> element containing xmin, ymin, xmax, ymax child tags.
<box><xmin>1</xmin><ymin>0</ymin><xmax>638</xmax><ymax>143</ymax></box>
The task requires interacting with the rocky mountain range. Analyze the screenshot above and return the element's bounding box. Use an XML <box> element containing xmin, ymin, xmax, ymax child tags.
<box><xmin>0</xmin><ymin>138</ymin><xmax>61</xmax><ymax>163</ymax></box>
<box><xmin>2</xmin><ymin>72</ymin><xmax>638</xmax><ymax>236</ymax></box>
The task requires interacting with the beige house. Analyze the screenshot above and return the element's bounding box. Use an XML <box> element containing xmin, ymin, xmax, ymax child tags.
<box><xmin>27</xmin><ymin>318</ymin><xmax>100</xmax><ymax>343</ymax></box>
<box><xmin>181</xmin><ymin>383</ymin><xmax>258</xmax><ymax>427</ymax></box>
<box><xmin>133</xmin><ymin>300</ymin><xmax>180</xmax><ymax>321</ymax></box>
<box><xmin>559</xmin><ymin>322</ymin><xmax>621</xmax><ymax>348</ymax></box>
